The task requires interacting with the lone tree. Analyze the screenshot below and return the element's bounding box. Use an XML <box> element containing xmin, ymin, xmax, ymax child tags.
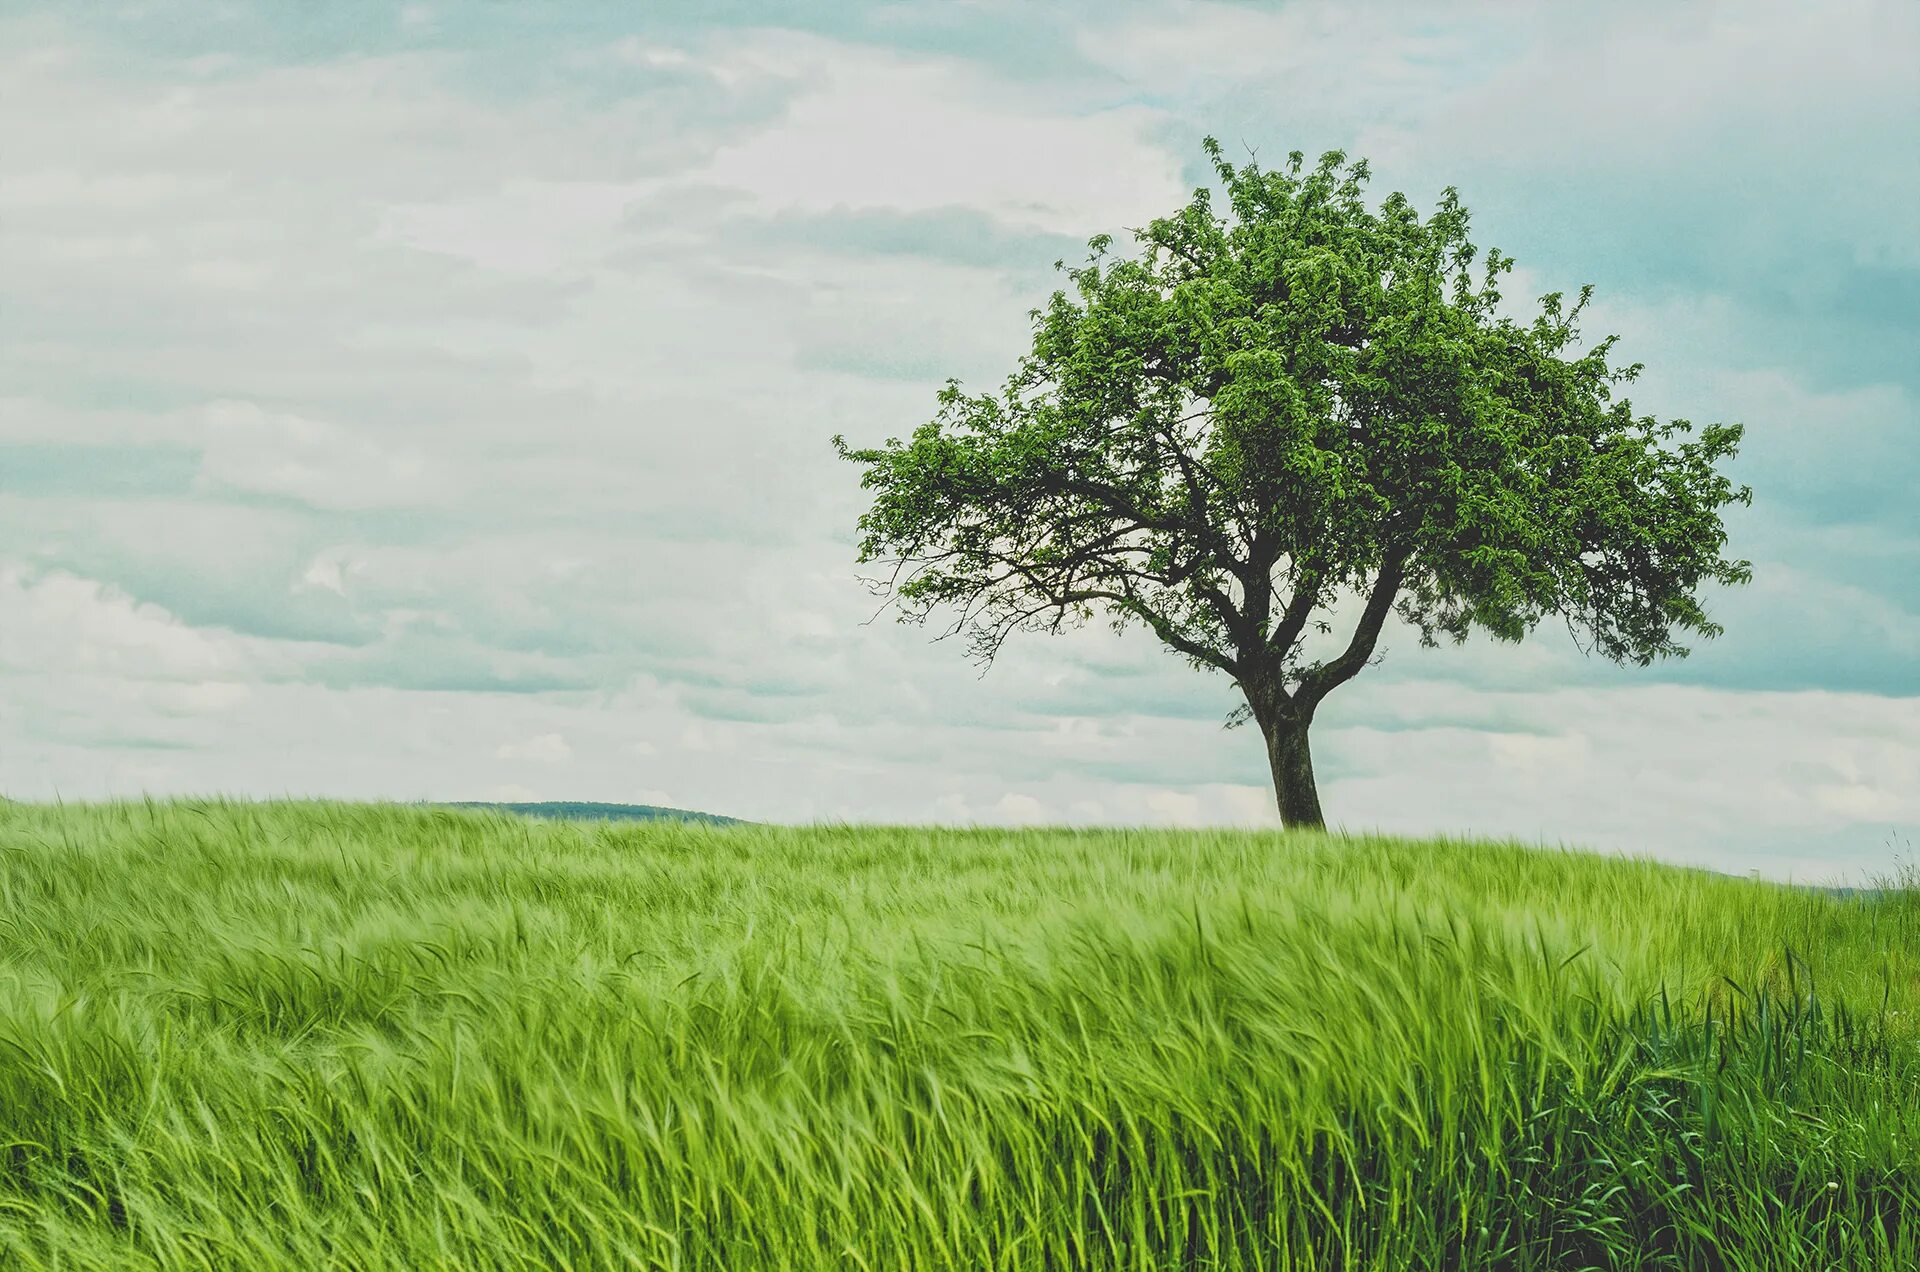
<box><xmin>835</xmin><ymin>141</ymin><xmax>1750</xmax><ymax>828</ymax></box>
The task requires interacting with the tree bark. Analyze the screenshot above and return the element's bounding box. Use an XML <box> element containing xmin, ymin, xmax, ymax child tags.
<box><xmin>1259</xmin><ymin>708</ymin><xmax>1325</xmax><ymax>830</ymax></box>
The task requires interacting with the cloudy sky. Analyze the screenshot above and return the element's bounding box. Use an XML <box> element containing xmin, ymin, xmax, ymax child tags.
<box><xmin>3</xmin><ymin>1</ymin><xmax>1915</xmax><ymax>879</ymax></box>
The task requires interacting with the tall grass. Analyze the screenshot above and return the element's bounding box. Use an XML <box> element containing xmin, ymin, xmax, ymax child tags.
<box><xmin>1</xmin><ymin>799</ymin><xmax>1916</xmax><ymax>1268</ymax></box>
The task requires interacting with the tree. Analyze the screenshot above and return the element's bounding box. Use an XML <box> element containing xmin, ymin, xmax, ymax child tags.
<box><xmin>833</xmin><ymin>140</ymin><xmax>1751</xmax><ymax>829</ymax></box>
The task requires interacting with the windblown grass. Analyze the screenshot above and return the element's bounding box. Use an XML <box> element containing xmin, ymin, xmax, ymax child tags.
<box><xmin>1</xmin><ymin>799</ymin><xmax>1917</xmax><ymax>1269</ymax></box>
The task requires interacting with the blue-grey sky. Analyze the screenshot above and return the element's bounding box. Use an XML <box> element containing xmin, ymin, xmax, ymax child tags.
<box><xmin>3</xmin><ymin>1</ymin><xmax>1915</xmax><ymax>878</ymax></box>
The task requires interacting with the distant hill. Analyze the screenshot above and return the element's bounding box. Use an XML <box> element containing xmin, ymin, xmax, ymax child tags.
<box><xmin>440</xmin><ymin>801</ymin><xmax>745</xmax><ymax>826</ymax></box>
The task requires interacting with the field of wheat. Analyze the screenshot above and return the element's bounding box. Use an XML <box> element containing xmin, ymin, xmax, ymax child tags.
<box><xmin>0</xmin><ymin>800</ymin><xmax>1915</xmax><ymax>1269</ymax></box>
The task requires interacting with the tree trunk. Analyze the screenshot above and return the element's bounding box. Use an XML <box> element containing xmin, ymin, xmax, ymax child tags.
<box><xmin>1260</xmin><ymin>710</ymin><xmax>1325</xmax><ymax>830</ymax></box>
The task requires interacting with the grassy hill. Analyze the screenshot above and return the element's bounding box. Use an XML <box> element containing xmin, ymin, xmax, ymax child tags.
<box><xmin>1</xmin><ymin>799</ymin><xmax>1917</xmax><ymax>1269</ymax></box>
<box><xmin>437</xmin><ymin>799</ymin><xmax>744</xmax><ymax>825</ymax></box>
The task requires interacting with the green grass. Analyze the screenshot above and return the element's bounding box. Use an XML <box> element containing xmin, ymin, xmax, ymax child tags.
<box><xmin>1</xmin><ymin>800</ymin><xmax>1917</xmax><ymax>1269</ymax></box>
<box><xmin>435</xmin><ymin>801</ymin><xmax>746</xmax><ymax>826</ymax></box>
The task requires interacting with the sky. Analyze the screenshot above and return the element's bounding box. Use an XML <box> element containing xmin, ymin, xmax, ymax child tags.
<box><xmin>2</xmin><ymin>0</ymin><xmax>1915</xmax><ymax>880</ymax></box>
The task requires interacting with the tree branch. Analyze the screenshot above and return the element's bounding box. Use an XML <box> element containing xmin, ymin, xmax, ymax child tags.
<box><xmin>1090</xmin><ymin>580</ymin><xmax>1239</xmax><ymax>674</ymax></box>
<box><xmin>922</xmin><ymin>540</ymin><xmax>1240</xmax><ymax>676</ymax></box>
<box><xmin>1046</xmin><ymin>459</ymin><xmax>1252</xmax><ymax>647</ymax></box>
<box><xmin>1265</xmin><ymin>559</ymin><xmax>1326</xmax><ymax>665</ymax></box>
<box><xmin>1296</xmin><ymin>548</ymin><xmax>1409</xmax><ymax>709</ymax></box>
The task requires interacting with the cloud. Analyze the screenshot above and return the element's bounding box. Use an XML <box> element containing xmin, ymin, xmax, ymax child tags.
<box><xmin>1315</xmin><ymin>679</ymin><xmax>1920</xmax><ymax>874</ymax></box>
<box><xmin>742</xmin><ymin>204</ymin><xmax>1081</xmax><ymax>274</ymax></box>
<box><xmin>1</xmin><ymin>565</ymin><xmax>266</xmax><ymax>681</ymax></box>
<box><xmin>494</xmin><ymin>733</ymin><xmax>572</xmax><ymax>764</ymax></box>
<box><xmin>0</xmin><ymin>439</ymin><xmax>200</xmax><ymax>498</ymax></box>
<box><xmin>996</xmin><ymin>792</ymin><xmax>1047</xmax><ymax>820</ymax></box>
<box><xmin>299</xmin><ymin>556</ymin><xmax>350</xmax><ymax>597</ymax></box>
<box><xmin>1144</xmin><ymin>789</ymin><xmax>1202</xmax><ymax>822</ymax></box>
<box><xmin>380</xmin><ymin>178</ymin><xmax>665</xmax><ymax>276</ymax></box>
<box><xmin>196</xmin><ymin>400</ymin><xmax>445</xmax><ymax>510</ymax></box>
<box><xmin>699</xmin><ymin>32</ymin><xmax>1184</xmax><ymax>236</ymax></box>
<box><xmin>1078</xmin><ymin>0</ymin><xmax>1514</xmax><ymax>135</ymax></box>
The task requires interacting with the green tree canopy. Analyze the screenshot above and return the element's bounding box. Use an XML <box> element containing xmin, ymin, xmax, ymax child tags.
<box><xmin>836</xmin><ymin>140</ymin><xmax>1750</xmax><ymax>827</ymax></box>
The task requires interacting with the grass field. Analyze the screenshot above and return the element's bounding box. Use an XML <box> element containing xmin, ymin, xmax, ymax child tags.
<box><xmin>1</xmin><ymin>800</ymin><xmax>1917</xmax><ymax>1269</ymax></box>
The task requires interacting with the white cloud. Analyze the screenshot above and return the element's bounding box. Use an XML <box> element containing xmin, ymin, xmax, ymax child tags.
<box><xmin>196</xmin><ymin>400</ymin><xmax>444</xmax><ymax>510</ymax></box>
<box><xmin>1079</xmin><ymin>0</ymin><xmax>1503</xmax><ymax>124</ymax></box>
<box><xmin>995</xmin><ymin>792</ymin><xmax>1047</xmax><ymax>821</ymax></box>
<box><xmin>702</xmin><ymin>32</ymin><xmax>1184</xmax><ymax>235</ymax></box>
<box><xmin>678</xmin><ymin>722</ymin><xmax>735</xmax><ymax>754</ymax></box>
<box><xmin>1485</xmin><ymin>730</ymin><xmax>1593</xmax><ymax>776</ymax></box>
<box><xmin>297</xmin><ymin>556</ymin><xmax>350</xmax><ymax>597</ymax></box>
<box><xmin>1144</xmin><ymin>789</ymin><xmax>1202</xmax><ymax>822</ymax></box>
<box><xmin>1318</xmin><ymin>681</ymin><xmax>1920</xmax><ymax>878</ymax></box>
<box><xmin>493</xmin><ymin>732</ymin><xmax>573</xmax><ymax>764</ymax></box>
<box><xmin>1</xmin><ymin>565</ymin><xmax>250</xmax><ymax>680</ymax></box>
<box><xmin>606</xmin><ymin>40</ymin><xmax>691</xmax><ymax>71</ymax></box>
<box><xmin>380</xmin><ymin>178</ymin><xmax>663</xmax><ymax>275</ymax></box>
<box><xmin>1814</xmin><ymin>783</ymin><xmax>1902</xmax><ymax>821</ymax></box>
<box><xmin>153</xmin><ymin>680</ymin><xmax>253</xmax><ymax>714</ymax></box>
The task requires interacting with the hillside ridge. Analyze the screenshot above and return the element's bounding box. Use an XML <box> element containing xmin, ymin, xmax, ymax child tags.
<box><xmin>439</xmin><ymin>799</ymin><xmax>744</xmax><ymax>826</ymax></box>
